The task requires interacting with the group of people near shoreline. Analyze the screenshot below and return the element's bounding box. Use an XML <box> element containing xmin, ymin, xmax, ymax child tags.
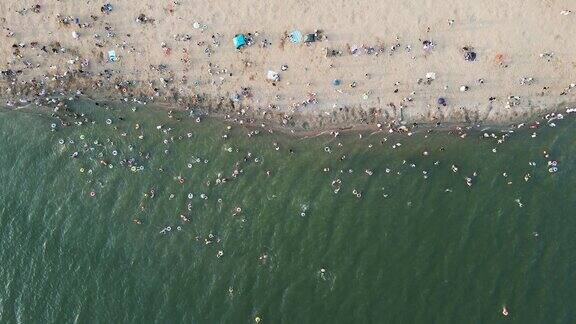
<box><xmin>57</xmin><ymin>96</ymin><xmax>568</xmax><ymax>243</ymax></box>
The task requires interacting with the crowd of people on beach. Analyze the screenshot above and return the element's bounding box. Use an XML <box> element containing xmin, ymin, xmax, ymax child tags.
<box><xmin>2</xmin><ymin>2</ymin><xmax>575</xmax><ymax>133</ymax></box>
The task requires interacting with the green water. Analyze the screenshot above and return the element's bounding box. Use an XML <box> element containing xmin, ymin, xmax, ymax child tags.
<box><xmin>0</xmin><ymin>100</ymin><xmax>575</xmax><ymax>323</ymax></box>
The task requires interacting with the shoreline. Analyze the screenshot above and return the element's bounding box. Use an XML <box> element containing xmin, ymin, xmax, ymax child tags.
<box><xmin>2</xmin><ymin>87</ymin><xmax>573</xmax><ymax>140</ymax></box>
<box><xmin>2</xmin><ymin>73</ymin><xmax>573</xmax><ymax>133</ymax></box>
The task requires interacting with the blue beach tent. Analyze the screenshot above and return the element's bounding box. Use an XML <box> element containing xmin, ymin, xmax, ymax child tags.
<box><xmin>108</xmin><ymin>50</ymin><xmax>117</xmax><ymax>62</ymax></box>
<box><xmin>233</xmin><ymin>34</ymin><xmax>247</xmax><ymax>49</ymax></box>
<box><xmin>289</xmin><ymin>30</ymin><xmax>302</xmax><ymax>43</ymax></box>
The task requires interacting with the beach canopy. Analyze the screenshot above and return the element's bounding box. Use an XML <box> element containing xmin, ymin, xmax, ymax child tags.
<box><xmin>108</xmin><ymin>50</ymin><xmax>117</xmax><ymax>62</ymax></box>
<box><xmin>304</xmin><ymin>33</ymin><xmax>316</xmax><ymax>43</ymax></box>
<box><xmin>233</xmin><ymin>34</ymin><xmax>247</xmax><ymax>49</ymax></box>
<box><xmin>289</xmin><ymin>30</ymin><xmax>302</xmax><ymax>43</ymax></box>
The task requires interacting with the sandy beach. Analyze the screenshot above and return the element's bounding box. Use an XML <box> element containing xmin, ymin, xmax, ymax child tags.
<box><xmin>1</xmin><ymin>0</ymin><xmax>575</xmax><ymax>131</ymax></box>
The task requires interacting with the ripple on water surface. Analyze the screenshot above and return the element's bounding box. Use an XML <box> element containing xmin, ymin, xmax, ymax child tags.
<box><xmin>0</xmin><ymin>101</ymin><xmax>575</xmax><ymax>323</ymax></box>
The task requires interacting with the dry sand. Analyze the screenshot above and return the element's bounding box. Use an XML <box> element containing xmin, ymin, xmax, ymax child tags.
<box><xmin>1</xmin><ymin>0</ymin><xmax>576</xmax><ymax>130</ymax></box>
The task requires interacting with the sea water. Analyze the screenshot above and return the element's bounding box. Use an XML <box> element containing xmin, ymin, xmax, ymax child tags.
<box><xmin>0</xmin><ymin>100</ymin><xmax>575</xmax><ymax>323</ymax></box>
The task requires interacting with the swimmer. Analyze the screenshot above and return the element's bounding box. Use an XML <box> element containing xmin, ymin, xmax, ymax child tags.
<box><xmin>319</xmin><ymin>268</ymin><xmax>327</xmax><ymax>280</ymax></box>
